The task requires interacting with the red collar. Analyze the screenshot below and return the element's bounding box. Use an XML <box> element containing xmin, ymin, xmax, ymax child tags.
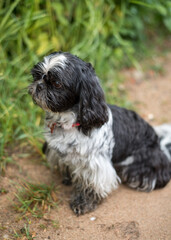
<box><xmin>72</xmin><ymin>122</ymin><xmax>80</xmax><ymax>127</ymax></box>
<box><xmin>48</xmin><ymin>122</ymin><xmax>80</xmax><ymax>134</ymax></box>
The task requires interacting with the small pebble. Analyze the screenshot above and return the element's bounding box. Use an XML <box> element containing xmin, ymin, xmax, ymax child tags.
<box><xmin>90</xmin><ymin>217</ymin><xmax>96</xmax><ymax>221</ymax></box>
<box><xmin>148</xmin><ymin>113</ymin><xmax>154</xmax><ymax>121</ymax></box>
<box><xmin>3</xmin><ymin>235</ymin><xmax>9</xmax><ymax>239</ymax></box>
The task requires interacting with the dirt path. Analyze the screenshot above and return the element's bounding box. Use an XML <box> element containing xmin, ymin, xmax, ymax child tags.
<box><xmin>0</xmin><ymin>54</ymin><xmax>171</xmax><ymax>240</ymax></box>
<box><xmin>123</xmin><ymin>53</ymin><xmax>171</xmax><ymax>125</ymax></box>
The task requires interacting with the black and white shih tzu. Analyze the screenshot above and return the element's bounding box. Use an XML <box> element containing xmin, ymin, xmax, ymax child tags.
<box><xmin>28</xmin><ymin>52</ymin><xmax>171</xmax><ymax>215</ymax></box>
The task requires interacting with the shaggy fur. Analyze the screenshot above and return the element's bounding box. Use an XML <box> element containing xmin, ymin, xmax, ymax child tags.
<box><xmin>29</xmin><ymin>52</ymin><xmax>171</xmax><ymax>215</ymax></box>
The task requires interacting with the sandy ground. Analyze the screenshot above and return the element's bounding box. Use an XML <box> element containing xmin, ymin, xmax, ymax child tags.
<box><xmin>0</xmin><ymin>54</ymin><xmax>171</xmax><ymax>240</ymax></box>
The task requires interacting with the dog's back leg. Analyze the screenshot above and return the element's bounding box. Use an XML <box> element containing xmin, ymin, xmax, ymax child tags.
<box><xmin>116</xmin><ymin>148</ymin><xmax>171</xmax><ymax>192</ymax></box>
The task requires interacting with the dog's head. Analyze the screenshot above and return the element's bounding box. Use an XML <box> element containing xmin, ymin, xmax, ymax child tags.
<box><xmin>29</xmin><ymin>52</ymin><xmax>108</xmax><ymax>134</ymax></box>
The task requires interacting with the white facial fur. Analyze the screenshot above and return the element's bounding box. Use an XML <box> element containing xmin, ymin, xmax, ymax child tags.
<box><xmin>43</xmin><ymin>54</ymin><xmax>67</xmax><ymax>72</ymax></box>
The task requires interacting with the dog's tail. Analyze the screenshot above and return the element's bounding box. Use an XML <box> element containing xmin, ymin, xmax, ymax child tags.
<box><xmin>154</xmin><ymin>124</ymin><xmax>171</xmax><ymax>162</ymax></box>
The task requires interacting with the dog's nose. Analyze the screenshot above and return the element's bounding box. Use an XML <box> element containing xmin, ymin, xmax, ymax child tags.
<box><xmin>37</xmin><ymin>83</ymin><xmax>44</xmax><ymax>92</ymax></box>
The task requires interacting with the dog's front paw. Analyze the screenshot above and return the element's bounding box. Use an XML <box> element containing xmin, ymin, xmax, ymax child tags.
<box><xmin>70</xmin><ymin>198</ymin><xmax>96</xmax><ymax>216</ymax></box>
<box><xmin>70</xmin><ymin>191</ymin><xmax>100</xmax><ymax>216</ymax></box>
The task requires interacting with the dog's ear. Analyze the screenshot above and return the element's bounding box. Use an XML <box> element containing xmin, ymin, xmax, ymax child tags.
<box><xmin>78</xmin><ymin>63</ymin><xmax>108</xmax><ymax>135</ymax></box>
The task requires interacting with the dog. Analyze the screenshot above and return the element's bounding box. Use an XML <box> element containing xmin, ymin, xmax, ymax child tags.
<box><xmin>28</xmin><ymin>51</ymin><xmax>171</xmax><ymax>215</ymax></box>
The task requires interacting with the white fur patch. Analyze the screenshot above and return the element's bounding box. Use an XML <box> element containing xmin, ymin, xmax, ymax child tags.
<box><xmin>154</xmin><ymin>124</ymin><xmax>171</xmax><ymax>161</ymax></box>
<box><xmin>43</xmin><ymin>54</ymin><xmax>67</xmax><ymax>72</ymax></box>
<box><xmin>45</xmin><ymin>108</ymin><xmax>120</xmax><ymax>198</ymax></box>
<box><xmin>118</xmin><ymin>156</ymin><xmax>134</xmax><ymax>166</ymax></box>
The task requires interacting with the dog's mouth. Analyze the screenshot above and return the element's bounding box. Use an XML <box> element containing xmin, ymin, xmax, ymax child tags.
<box><xmin>32</xmin><ymin>95</ymin><xmax>50</xmax><ymax>111</ymax></box>
<box><xmin>28</xmin><ymin>84</ymin><xmax>49</xmax><ymax>111</ymax></box>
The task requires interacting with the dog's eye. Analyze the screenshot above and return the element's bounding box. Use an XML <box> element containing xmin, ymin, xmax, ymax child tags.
<box><xmin>52</xmin><ymin>81</ymin><xmax>62</xmax><ymax>88</ymax></box>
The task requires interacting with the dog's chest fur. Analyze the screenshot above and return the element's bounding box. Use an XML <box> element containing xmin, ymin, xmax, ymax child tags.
<box><xmin>45</xmin><ymin>109</ymin><xmax>114</xmax><ymax>161</ymax></box>
<box><xmin>44</xmin><ymin>109</ymin><xmax>119</xmax><ymax>196</ymax></box>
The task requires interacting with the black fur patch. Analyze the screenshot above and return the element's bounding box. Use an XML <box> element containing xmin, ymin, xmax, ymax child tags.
<box><xmin>110</xmin><ymin>105</ymin><xmax>171</xmax><ymax>190</ymax></box>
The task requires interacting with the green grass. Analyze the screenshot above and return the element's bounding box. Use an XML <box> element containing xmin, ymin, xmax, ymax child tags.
<box><xmin>13</xmin><ymin>181</ymin><xmax>59</xmax><ymax>218</ymax></box>
<box><xmin>0</xmin><ymin>187</ymin><xmax>8</xmax><ymax>194</ymax></box>
<box><xmin>13</xmin><ymin>223</ymin><xmax>36</xmax><ymax>240</ymax></box>
<box><xmin>0</xmin><ymin>0</ymin><xmax>170</xmax><ymax>171</ymax></box>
